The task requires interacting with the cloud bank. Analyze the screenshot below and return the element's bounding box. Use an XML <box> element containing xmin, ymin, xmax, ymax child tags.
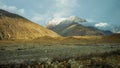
<box><xmin>32</xmin><ymin>0</ymin><xmax>79</xmax><ymax>25</ymax></box>
<box><xmin>95</xmin><ymin>22</ymin><xmax>108</xmax><ymax>28</ymax></box>
<box><xmin>52</xmin><ymin>0</ymin><xmax>78</xmax><ymax>17</ymax></box>
<box><xmin>0</xmin><ymin>2</ymin><xmax>25</xmax><ymax>14</ymax></box>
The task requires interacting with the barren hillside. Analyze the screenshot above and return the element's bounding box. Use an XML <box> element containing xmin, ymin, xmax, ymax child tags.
<box><xmin>0</xmin><ymin>9</ymin><xmax>60</xmax><ymax>40</ymax></box>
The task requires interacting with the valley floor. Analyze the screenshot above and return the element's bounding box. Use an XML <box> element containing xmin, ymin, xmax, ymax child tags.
<box><xmin>0</xmin><ymin>42</ymin><xmax>120</xmax><ymax>68</ymax></box>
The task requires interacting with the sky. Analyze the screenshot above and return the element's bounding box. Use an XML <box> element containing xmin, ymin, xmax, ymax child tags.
<box><xmin>0</xmin><ymin>0</ymin><xmax>120</xmax><ymax>28</ymax></box>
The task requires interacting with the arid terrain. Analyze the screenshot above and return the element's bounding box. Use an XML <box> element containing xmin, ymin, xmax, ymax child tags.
<box><xmin>0</xmin><ymin>35</ymin><xmax>120</xmax><ymax>68</ymax></box>
<box><xmin>0</xmin><ymin>9</ymin><xmax>120</xmax><ymax>68</ymax></box>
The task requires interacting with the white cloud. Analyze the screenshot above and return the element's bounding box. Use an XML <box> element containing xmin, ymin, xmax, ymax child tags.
<box><xmin>18</xmin><ymin>9</ymin><xmax>25</xmax><ymax>14</ymax></box>
<box><xmin>32</xmin><ymin>16</ymin><xmax>41</xmax><ymax>21</ymax></box>
<box><xmin>0</xmin><ymin>2</ymin><xmax>25</xmax><ymax>14</ymax></box>
<box><xmin>95</xmin><ymin>22</ymin><xmax>108</xmax><ymax>28</ymax></box>
<box><xmin>32</xmin><ymin>13</ymin><xmax>46</xmax><ymax>22</ymax></box>
<box><xmin>48</xmin><ymin>18</ymin><xmax>66</xmax><ymax>25</ymax></box>
<box><xmin>31</xmin><ymin>0</ymin><xmax>79</xmax><ymax>25</ymax></box>
<box><xmin>32</xmin><ymin>13</ymin><xmax>41</xmax><ymax>21</ymax></box>
<box><xmin>53</xmin><ymin>0</ymin><xmax>78</xmax><ymax>18</ymax></box>
<box><xmin>32</xmin><ymin>13</ymin><xmax>52</xmax><ymax>25</ymax></box>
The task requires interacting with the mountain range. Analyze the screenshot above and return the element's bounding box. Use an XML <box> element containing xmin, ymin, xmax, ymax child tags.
<box><xmin>46</xmin><ymin>16</ymin><xmax>112</xmax><ymax>36</ymax></box>
<box><xmin>0</xmin><ymin>9</ymin><xmax>114</xmax><ymax>40</ymax></box>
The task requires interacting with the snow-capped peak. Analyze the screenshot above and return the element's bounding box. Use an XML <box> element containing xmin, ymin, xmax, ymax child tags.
<box><xmin>46</xmin><ymin>18</ymin><xmax>66</xmax><ymax>27</ymax></box>
<box><xmin>67</xmin><ymin>16</ymin><xmax>86</xmax><ymax>23</ymax></box>
<box><xmin>46</xmin><ymin>16</ymin><xmax>87</xmax><ymax>27</ymax></box>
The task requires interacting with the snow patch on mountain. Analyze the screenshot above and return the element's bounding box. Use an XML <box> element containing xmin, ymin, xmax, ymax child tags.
<box><xmin>46</xmin><ymin>18</ymin><xmax>66</xmax><ymax>27</ymax></box>
<box><xmin>46</xmin><ymin>16</ymin><xmax>86</xmax><ymax>27</ymax></box>
<box><xmin>66</xmin><ymin>16</ymin><xmax>86</xmax><ymax>23</ymax></box>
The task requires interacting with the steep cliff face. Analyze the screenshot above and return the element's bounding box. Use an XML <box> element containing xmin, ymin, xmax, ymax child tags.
<box><xmin>0</xmin><ymin>9</ymin><xmax>60</xmax><ymax>40</ymax></box>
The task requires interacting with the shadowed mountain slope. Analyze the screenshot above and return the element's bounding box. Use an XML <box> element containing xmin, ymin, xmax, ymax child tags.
<box><xmin>47</xmin><ymin>22</ymin><xmax>104</xmax><ymax>36</ymax></box>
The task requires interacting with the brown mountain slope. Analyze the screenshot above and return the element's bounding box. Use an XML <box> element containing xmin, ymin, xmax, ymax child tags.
<box><xmin>61</xmin><ymin>23</ymin><xmax>104</xmax><ymax>36</ymax></box>
<box><xmin>0</xmin><ymin>9</ymin><xmax>60</xmax><ymax>40</ymax></box>
<box><xmin>47</xmin><ymin>22</ymin><xmax>104</xmax><ymax>36</ymax></box>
